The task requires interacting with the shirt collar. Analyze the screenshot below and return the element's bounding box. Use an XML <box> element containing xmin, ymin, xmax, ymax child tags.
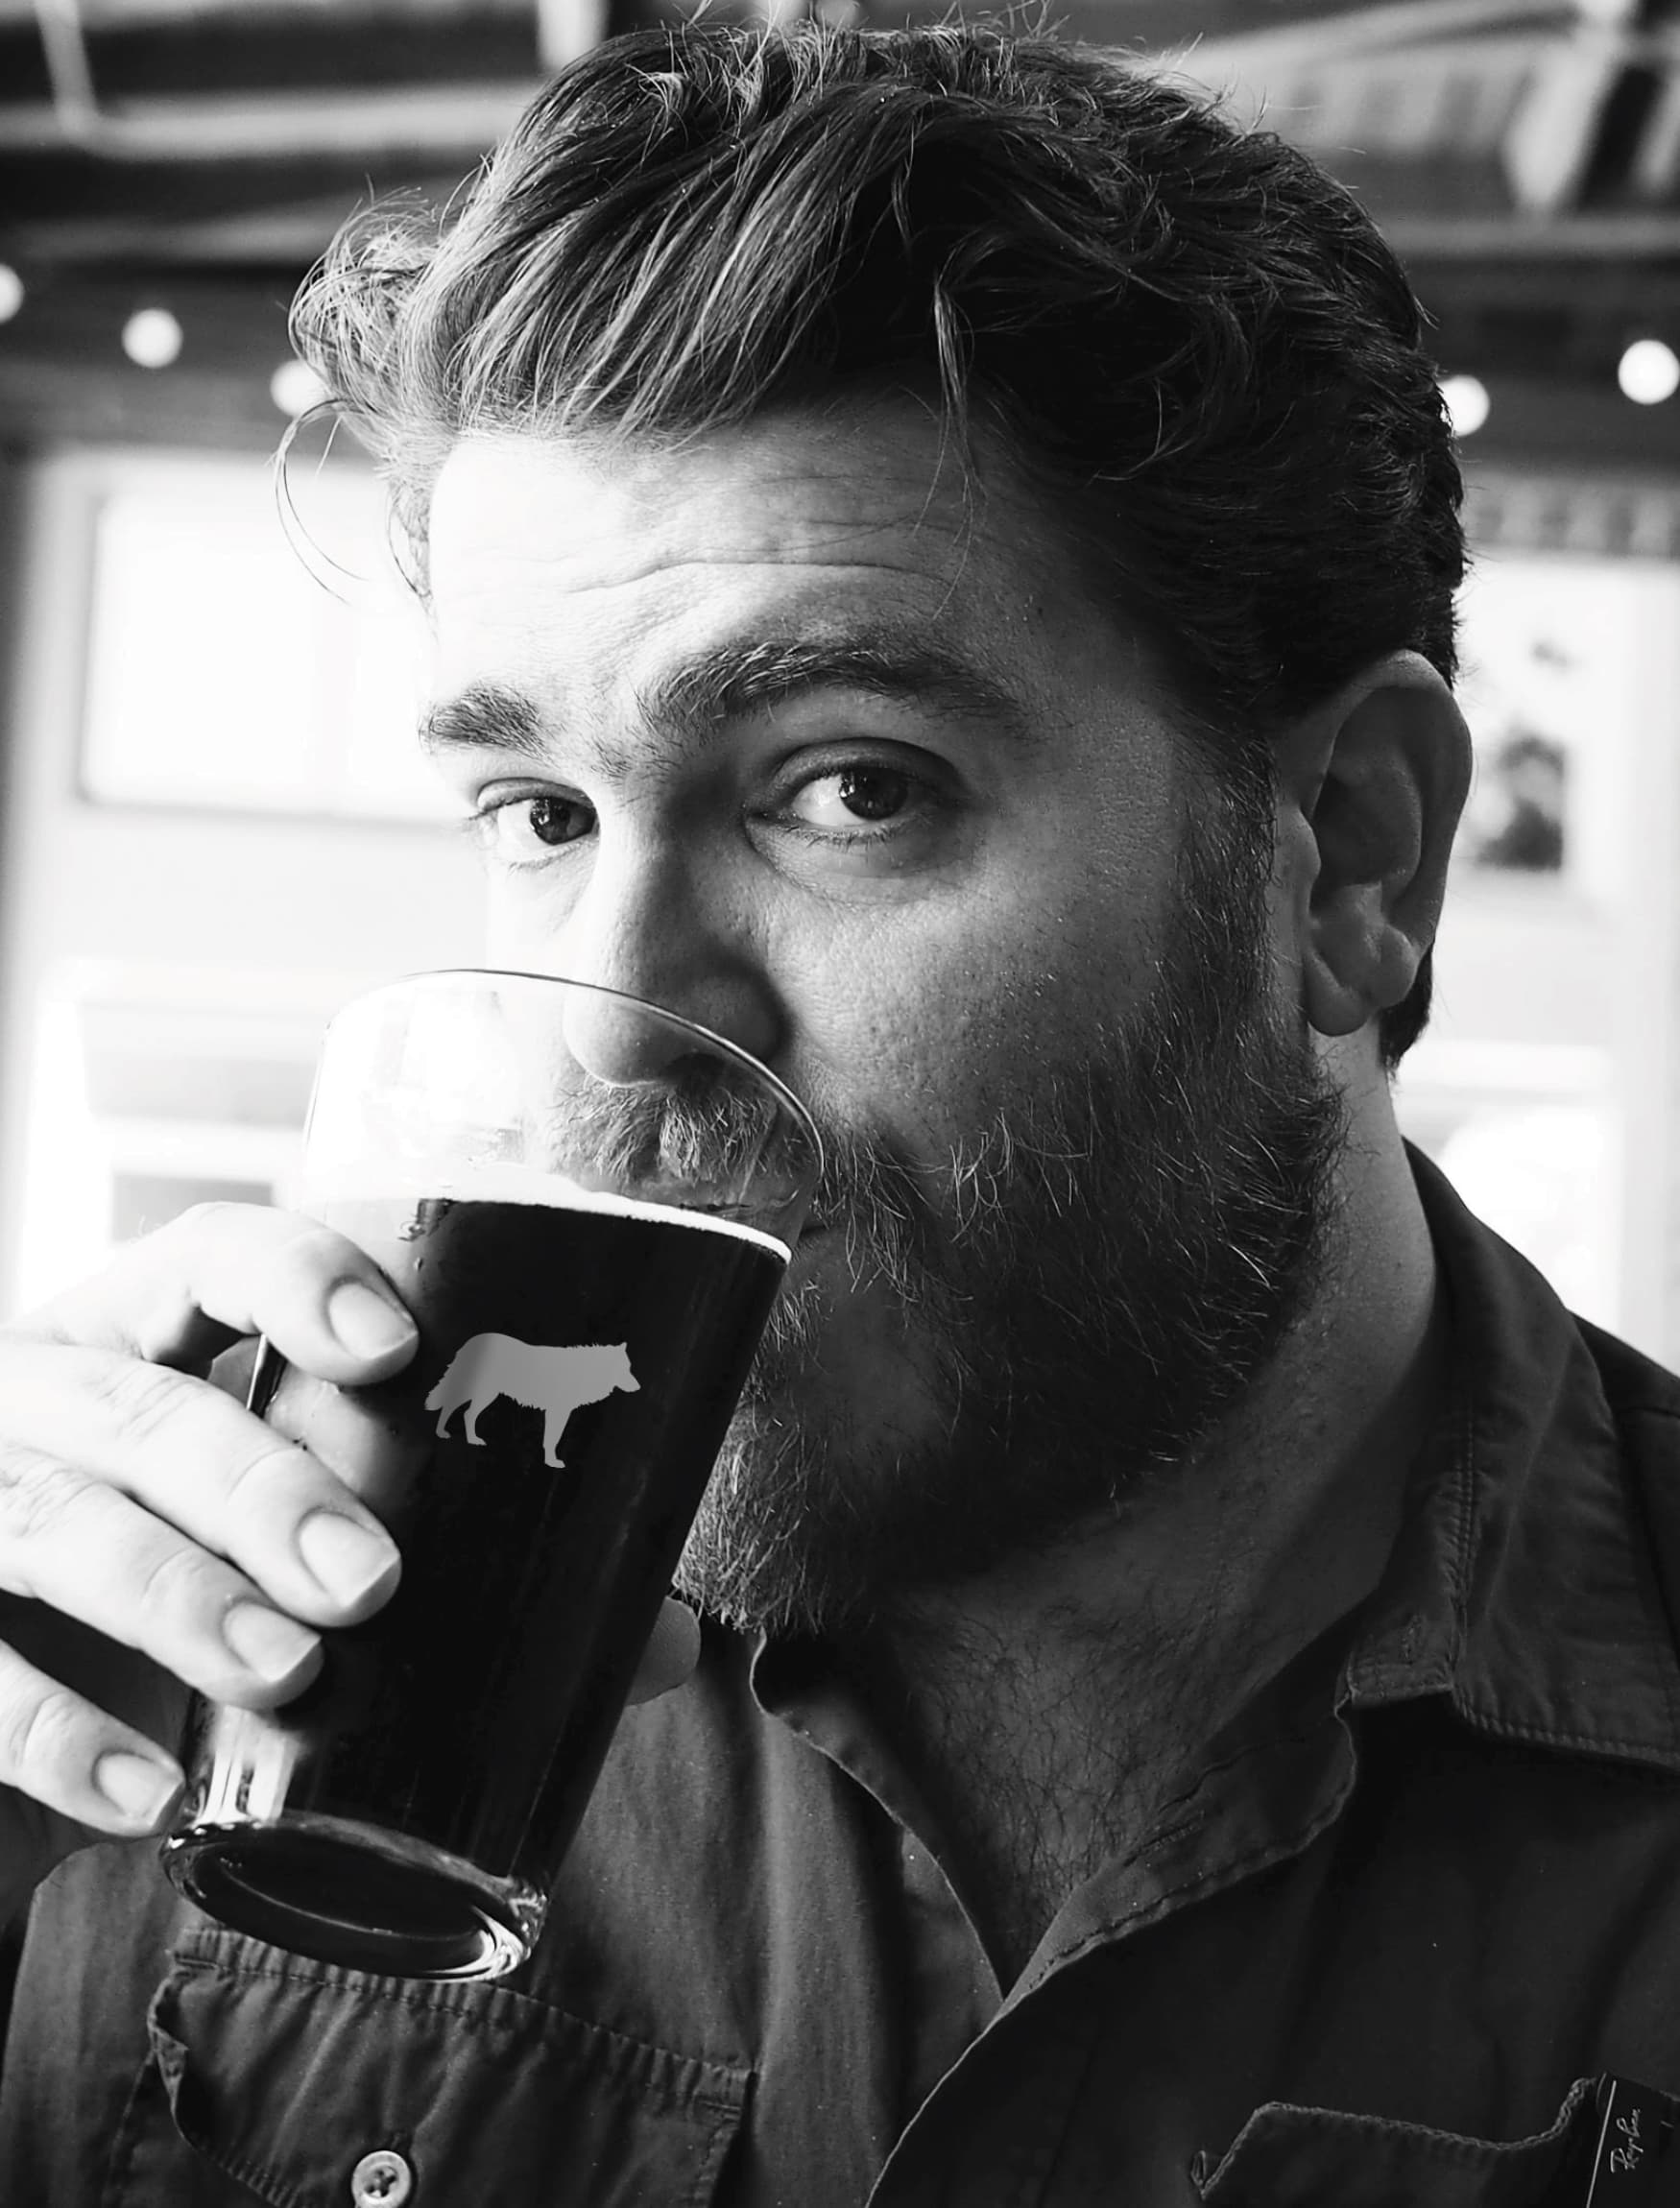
<box><xmin>750</xmin><ymin>1142</ymin><xmax>1680</xmax><ymax>1891</ymax></box>
<box><xmin>1344</xmin><ymin>1145</ymin><xmax>1680</xmax><ymax>1772</ymax></box>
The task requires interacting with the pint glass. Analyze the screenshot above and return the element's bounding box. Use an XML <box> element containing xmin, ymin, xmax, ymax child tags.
<box><xmin>162</xmin><ymin>970</ymin><xmax>819</xmax><ymax>1980</ymax></box>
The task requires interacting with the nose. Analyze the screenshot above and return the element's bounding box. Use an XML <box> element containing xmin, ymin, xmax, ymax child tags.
<box><xmin>540</xmin><ymin>839</ymin><xmax>783</xmax><ymax>1085</ymax></box>
<box><xmin>560</xmin><ymin>989</ymin><xmax>712</xmax><ymax>1087</ymax></box>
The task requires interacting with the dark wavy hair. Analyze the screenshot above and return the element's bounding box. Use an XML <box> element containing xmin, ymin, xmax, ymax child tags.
<box><xmin>294</xmin><ymin>19</ymin><xmax>1465</xmax><ymax>1066</ymax></box>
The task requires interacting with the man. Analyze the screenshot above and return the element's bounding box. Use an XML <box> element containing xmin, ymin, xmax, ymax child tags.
<box><xmin>2</xmin><ymin>21</ymin><xmax>1678</xmax><ymax>2203</ymax></box>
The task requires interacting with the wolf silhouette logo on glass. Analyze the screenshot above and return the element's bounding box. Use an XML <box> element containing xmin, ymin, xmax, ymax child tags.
<box><xmin>425</xmin><ymin>1333</ymin><xmax>643</xmax><ymax>1467</ymax></box>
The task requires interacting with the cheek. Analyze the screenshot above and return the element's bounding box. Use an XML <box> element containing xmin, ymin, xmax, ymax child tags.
<box><xmin>481</xmin><ymin>898</ymin><xmax>528</xmax><ymax>969</ymax></box>
<box><xmin>790</xmin><ymin>938</ymin><xmax>1093</xmax><ymax>1151</ymax></box>
<box><xmin>850</xmin><ymin>903</ymin><xmax>1153</xmax><ymax>1044</ymax></box>
<box><xmin>480</xmin><ymin>874</ymin><xmax>578</xmax><ymax>969</ymax></box>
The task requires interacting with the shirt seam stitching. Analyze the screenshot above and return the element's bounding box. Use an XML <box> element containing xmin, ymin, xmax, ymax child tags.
<box><xmin>170</xmin><ymin>1948</ymin><xmax>752</xmax><ymax>2106</ymax></box>
<box><xmin>1203</xmin><ymin>2076</ymin><xmax>1598</xmax><ymax>2187</ymax></box>
<box><xmin>1026</xmin><ymin>1745</ymin><xmax>1356</xmax><ymax>1980</ymax></box>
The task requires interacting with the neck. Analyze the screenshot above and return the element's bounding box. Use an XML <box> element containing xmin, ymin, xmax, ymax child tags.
<box><xmin>841</xmin><ymin>1091</ymin><xmax>1447</xmax><ymax>1977</ymax></box>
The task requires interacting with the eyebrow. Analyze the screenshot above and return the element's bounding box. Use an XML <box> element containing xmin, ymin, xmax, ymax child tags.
<box><xmin>420</xmin><ymin>680</ymin><xmax>548</xmax><ymax>762</ymax></box>
<box><xmin>419</xmin><ymin>631</ymin><xmax>1037</xmax><ymax>774</ymax></box>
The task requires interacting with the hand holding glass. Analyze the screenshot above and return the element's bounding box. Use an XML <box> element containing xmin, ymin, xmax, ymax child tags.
<box><xmin>162</xmin><ymin>971</ymin><xmax>818</xmax><ymax>1980</ymax></box>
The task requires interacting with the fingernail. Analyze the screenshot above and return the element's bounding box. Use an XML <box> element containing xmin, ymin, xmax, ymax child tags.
<box><xmin>94</xmin><ymin>1750</ymin><xmax>181</xmax><ymax>1828</ymax></box>
<box><xmin>326</xmin><ymin>1280</ymin><xmax>417</xmax><ymax>1360</ymax></box>
<box><xmin>222</xmin><ymin>1602</ymin><xmax>322</xmax><ymax>1684</ymax></box>
<box><xmin>298</xmin><ymin>1510</ymin><xmax>400</xmax><ymax>1610</ymax></box>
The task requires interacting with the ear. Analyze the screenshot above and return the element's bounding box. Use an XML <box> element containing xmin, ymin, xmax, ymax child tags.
<box><xmin>1272</xmin><ymin>652</ymin><xmax>1472</xmax><ymax>1041</ymax></box>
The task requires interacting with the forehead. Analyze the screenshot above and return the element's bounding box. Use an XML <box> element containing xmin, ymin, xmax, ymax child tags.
<box><xmin>423</xmin><ymin>405</ymin><xmax>1162</xmax><ymax>721</ymax></box>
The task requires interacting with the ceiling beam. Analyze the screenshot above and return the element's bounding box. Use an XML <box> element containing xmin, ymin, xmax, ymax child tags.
<box><xmin>0</xmin><ymin>5</ymin><xmax>538</xmax><ymax>104</ymax></box>
<box><xmin>0</xmin><ymin>82</ymin><xmax>538</xmax><ymax>158</ymax></box>
<box><xmin>1172</xmin><ymin>0</ymin><xmax>1587</xmax><ymax>76</ymax></box>
<box><xmin>1390</xmin><ymin>206</ymin><xmax>1680</xmax><ymax>248</ymax></box>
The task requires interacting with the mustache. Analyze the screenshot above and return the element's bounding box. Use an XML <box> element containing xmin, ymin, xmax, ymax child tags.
<box><xmin>547</xmin><ymin>1062</ymin><xmax>812</xmax><ymax>1219</ymax></box>
<box><xmin>548</xmin><ymin>1056</ymin><xmax>1139</xmax><ymax>1376</ymax></box>
<box><xmin>556</xmin><ymin>1057</ymin><xmax>1105</xmax><ymax>1230</ymax></box>
<box><xmin>548</xmin><ymin>1062</ymin><xmax>945</xmax><ymax>1291</ymax></box>
<box><xmin>546</xmin><ymin>1062</ymin><xmax>866</xmax><ymax>1214</ymax></box>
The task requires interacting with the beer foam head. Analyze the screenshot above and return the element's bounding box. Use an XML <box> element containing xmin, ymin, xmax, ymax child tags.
<box><xmin>301</xmin><ymin>1163</ymin><xmax>791</xmax><ymax>1259</ymax></box>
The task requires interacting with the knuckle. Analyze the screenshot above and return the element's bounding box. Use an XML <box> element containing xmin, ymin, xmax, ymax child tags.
<box><xmin>159</xmin><ymin>1198</ymin><xmax>280</xmax><ymax>1278</ymax></box>
<box><xmin>84</xmin><ymin>1356</ymin><xmax>201</xmax><ymax>1452</ymax></box>
<box><xmin>0</xmin><ymin>1441</ymin><xmax>87</xmax><ymax>1556</ymax></box>
<box><xmin>222</xmin><ymin>1434</ymin><xmax>312</xmax><ymax>1514</ymax></box>
<box><xmin>132</xmin><ymin>1538</ymin><xmax>227</xmax><ymax>1628</ymax></box>
<box><xmin>3</xmin><ymin>1679</ymin><xmax>90</xmax><ymax>1790</ymax></box>
<box><xmin>166</xmin><ymin>1199</ymin><xmax>249</xmax><ymax>1242</ymax></box>
<box><xmin>0</xmin><ymin>1315</ymin><xmax>52</xmax><ymax>1351</ymax></box>
<box><xmin>269</xmin><ymin>1219</ymin><xmax>363</xmax><ymax>1299</ymax></box>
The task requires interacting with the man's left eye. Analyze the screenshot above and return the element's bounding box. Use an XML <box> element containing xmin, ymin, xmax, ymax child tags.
<box><xmin>786</xmin><ymin>767</ymin><xmax>914</xmax><ymax>830</ymax></box>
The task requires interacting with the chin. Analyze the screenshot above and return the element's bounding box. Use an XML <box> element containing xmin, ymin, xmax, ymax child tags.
<box><xmin>744</xmin><ymin>1256</ymin><xmax>929</xmax><ymax>1428</ymax></box>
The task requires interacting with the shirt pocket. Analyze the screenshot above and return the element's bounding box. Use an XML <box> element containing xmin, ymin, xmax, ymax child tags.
<box><xmin>1190</xmin><ymin>2079</ymin><xmax>1599</xmax><ymax>2208</ymax></box>
<box><xmin>105</xmin><ymin>1927</ymin><xmax>749</xmax><ymax>2208</ymax></box>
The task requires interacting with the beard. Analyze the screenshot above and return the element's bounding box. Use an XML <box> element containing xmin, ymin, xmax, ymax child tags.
<box><xmin>673</xmin><ymin>788</ymin><xmax>1349</xmax><ymax>1641</ymax></box>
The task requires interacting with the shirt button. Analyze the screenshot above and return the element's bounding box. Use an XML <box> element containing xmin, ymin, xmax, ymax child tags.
<box><xmin>349</xmin><ymin>2148</ymin><xmax>415</xmax><ymax>2205</ymax></box>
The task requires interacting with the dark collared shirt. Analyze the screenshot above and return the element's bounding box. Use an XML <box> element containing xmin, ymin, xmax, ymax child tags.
<box><xmin>6</xmin><ymin>1153</ymin><xmax>1680</xmax><ymax>2205</ymax></box>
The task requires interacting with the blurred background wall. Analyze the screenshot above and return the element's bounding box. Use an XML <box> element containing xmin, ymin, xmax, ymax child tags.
<box><xmin>2</xmin><ymin>0</ymin><xmax>1680</xmax><ymax>1360</ymax></box>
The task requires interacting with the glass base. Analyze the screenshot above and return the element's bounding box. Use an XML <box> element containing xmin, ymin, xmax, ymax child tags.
<box><xmin>161</xmin><ymin>1815</ymin><xmax>544</xmax><ymax>1980</ymax></box>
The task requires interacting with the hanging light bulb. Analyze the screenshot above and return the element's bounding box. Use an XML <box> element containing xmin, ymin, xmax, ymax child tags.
<box><xmin>122</xmin><ymin>307</ymin><xmax>183</xmax><ymax>370</ymax></box>
<box><xmin>1440</xmin><ymin>374</ymin><xmax>1491</xmax><ymax>438</ymax></box>
<box><xmin>1618</xmin><ymin>339</ymin><xmax>1680</xmax><ymax>406</ymax></box>
<box><xmin>0</xmin><ymin>265</ymin><xmax>23</xmax><ymax>324</ymax></box>
<box><xmin>270</xmin><ymin>358</ymin><xmax>330</xmax><ymax>418</ymax></box>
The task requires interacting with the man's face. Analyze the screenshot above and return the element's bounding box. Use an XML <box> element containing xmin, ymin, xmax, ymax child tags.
<box><xmin>423</xmin><ymin>403</ymin><xmax>1344</xmax><ymax>1636</ymax></box>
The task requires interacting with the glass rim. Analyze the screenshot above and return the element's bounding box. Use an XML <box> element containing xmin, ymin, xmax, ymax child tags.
<box><xmin>324</xmin><ymin>966</ymin><xmax>823</xmax><ymax>1168</ymax></box>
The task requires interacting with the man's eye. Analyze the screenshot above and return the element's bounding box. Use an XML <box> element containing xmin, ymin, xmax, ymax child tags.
<box><xmin>787</xmin><ymin>767</ymin><xmax>914</xmax><ymax>831</ymax></box>
<box><xmin>470</xmin><ymin>792</ymin><xmax>595</xmax><ymax>860</ymax></box>
<box><xmin>523</xmin><ymin>794</ymin><xmax>592</xmax><ymax>846</ymax></box>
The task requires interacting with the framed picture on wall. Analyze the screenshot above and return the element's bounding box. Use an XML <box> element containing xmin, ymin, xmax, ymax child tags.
<box><xmin>1454</xmin><ymin>556</ymin><xmax>1620</xmax><ymax>900</ymax></box>
<box><xmin>1393</xmin><ymin>471</ymin><xmax>1680</xmax><ymax>1366</ymax></box>
<box><xmin>1452</xmin><ymin>479</ymin><xmax>1680</xmax><ymax>911</ymax></box>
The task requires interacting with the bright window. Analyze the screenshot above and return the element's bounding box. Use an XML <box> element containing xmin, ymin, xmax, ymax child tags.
<box><xmin>78</xmin><ymin>454</ymin><xmax>447</xmax><ymax>822</ymax></box>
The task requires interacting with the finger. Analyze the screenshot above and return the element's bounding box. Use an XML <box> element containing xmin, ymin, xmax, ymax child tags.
<box><xmin>206</xmin><ymin>1340</ymin><xmax>426</xmax><ymax>1524</ymax></box>
<box><xmin>626</xmin><ymin>1597</ymin><xmax>701</xmax><ymax>1705</ymax></box>
<box><xmin>0</xmin><ymin>1639</ymin><xmax>183</xmax><ymax>1837</ymax></box>
<box><xmin>255</xmin><ymin>1364</ymin><xmax>432</xmax><ymax>1525</ymax></box>
<box><xmin>0</xmin><ymin>1446</ymin><xmax>327</xmax><ymax>1711</ymax></box>
<box><xmin>18</xmin><ymin>1203</ymin><xmax>419</xmax><ymax>1388</ymax></box>
<box><xmin>0</xmin><ymin>1358</ymin><xmax>401</xmax><ymax>1631</ymax></box>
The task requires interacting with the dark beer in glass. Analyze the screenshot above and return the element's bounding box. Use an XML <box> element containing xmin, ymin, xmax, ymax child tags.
<box><xmin>163</xmin><ymin>972</ymin><xmax>818</xmax><ymax>1980</ymax></box>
